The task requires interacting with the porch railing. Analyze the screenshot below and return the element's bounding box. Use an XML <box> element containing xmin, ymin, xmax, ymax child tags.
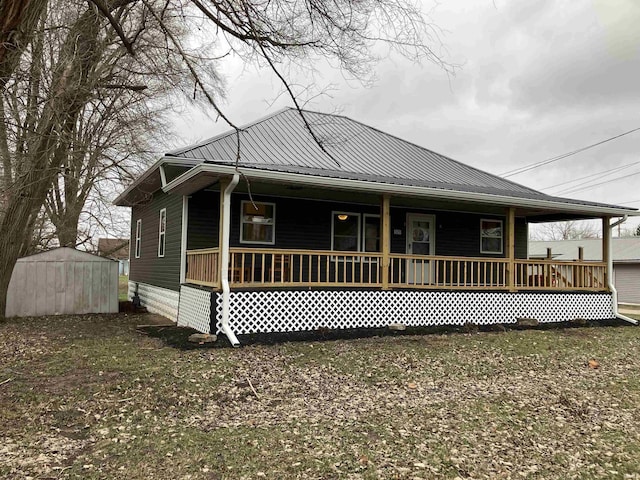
<box><xmin>185</xmin><ymin>248</ymin><xmax>220</xmax><ymax>287</ymax></box>
<box><xmin>229</xmin><ymin>248</ymin><xmax>383</xmax><ymax>287</ymax></box>
<box><xmin>185</xmin><ymin>247</ymin><xmax>608</xmax><ymax>292</ymax></box>
<box><xmin>514</xmin><ymin>259</ymin><xmax>606</xmax><ymax>290</ymax></box>
<box><xmin>389</xmin><ymin>254</ymin><xmax>509</xmax><ymax>289</ymax></box>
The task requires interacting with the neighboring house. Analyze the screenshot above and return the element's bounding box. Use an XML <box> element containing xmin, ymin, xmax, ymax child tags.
<box><xmin>114</xmin><ymin>108</ymin><xmax>637</xmax><ymax>344</ymax></box>
<box><xmin>98</xmin><ymin>238</ymin><xmax>130</xmax><ymax>276</ymax></box>
<box><xmin>530</xmin><ymin>238</ymin><xmax>640</xmax><ymax>304</ymax></box>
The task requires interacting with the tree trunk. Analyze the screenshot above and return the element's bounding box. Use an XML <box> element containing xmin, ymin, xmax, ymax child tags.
<box><xmin>55</xmin><ymin>206</ymin><xmax>82</xmax><ymax>247</ymax></box>
<box><xmin>0</xmin><ymin>0</ymin><xmax>48</xmax><ymax>89</ymax></box>
<box><xmin>0</xmin><ymin>6</ymin><xmax>103</xmax><ymax>317</ymax></box>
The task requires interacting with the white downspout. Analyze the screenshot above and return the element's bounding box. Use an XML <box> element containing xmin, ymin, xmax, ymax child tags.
<box><xmin>607</xmin><ymin>215</ymin><xmax>637</xmax><ymax>325</ymax></box>
<box><xmin>220</xmin><ymin>174</ymin><xmax>241</xmax><ymax>346</ymax></box>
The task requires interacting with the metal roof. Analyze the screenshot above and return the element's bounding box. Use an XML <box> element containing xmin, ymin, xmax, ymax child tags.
<box><xmin>169</xmin><ymin>108</ymin><xmax>545</xmax><ymax>197</ymax></box>
<box><xmin>530</xmin><ymin>238</ymin><xmax>640</xmax><ymax>262</ymax></box>
<box><xmin>165</xmin><ymin>108</ymin><xmax>634</xmax><ymax>212</ymax></box>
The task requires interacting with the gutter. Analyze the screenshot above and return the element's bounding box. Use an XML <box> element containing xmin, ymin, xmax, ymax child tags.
<box><xmin>220</xmin><ymin>173</ymin><xmax>241</xmax><ymax>346</ymax></box>
<box><xmin>162</xmin><ymin>161</ymin><xmax>636</xmax><ymax>218</ymax></box>
<box><xmin>608</xmin><ymin>215</ymin><xmax>638</xmax><ymax>325</ymax></box>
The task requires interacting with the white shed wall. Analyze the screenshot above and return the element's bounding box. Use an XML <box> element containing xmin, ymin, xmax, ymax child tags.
<box><xmin>614</xmin><ymin>264</ymin><xmax>640</xmax><ymax>304</ymax></box>
<box><xmin>5</xmin><ymin>248</ymin><xmax>118</xmax><ymax>317</ymax></box>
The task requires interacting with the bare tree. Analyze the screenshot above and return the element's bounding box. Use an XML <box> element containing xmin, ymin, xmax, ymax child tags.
<box><xmin>530</xmin><ymin>220</ymin><xmax>601</xmax><ymax>241</ymax></box>
<box><xmin>0</xmin><ymin>0</ymin><xmax>451</xmax><ymax>317</ymax></box>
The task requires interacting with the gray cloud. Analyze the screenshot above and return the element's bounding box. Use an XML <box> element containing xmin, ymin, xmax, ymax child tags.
<box><xmin>170</xmin><ymin>0</ymin><xmax>640</xmax><ymax>228</ymax></box>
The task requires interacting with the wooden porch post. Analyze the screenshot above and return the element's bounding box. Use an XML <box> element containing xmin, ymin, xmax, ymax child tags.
<box><xmin>506</xmin><ymin>207</ymin><xmax>516</xmax><ymax>292</ymax></box>
<box><xmin>381</xmin><ymin>194</ymin><xmax>391</xmax><ymax>290</ymax></box>
<box><xmin>602</xmin><ymin>216</ymin><xmax>610</xmax><ymax>288</ymax></box>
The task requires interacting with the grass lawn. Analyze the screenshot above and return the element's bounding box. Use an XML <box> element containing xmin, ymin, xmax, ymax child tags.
<box><xmin>118</xmin><ymin>275</ymin><xmax>129</xmax><ymax>301</ymax></box>
<box><xmin>1</xmin><ymin>314</ymin><xmax>640</xmax><ymax>479</ymax></box>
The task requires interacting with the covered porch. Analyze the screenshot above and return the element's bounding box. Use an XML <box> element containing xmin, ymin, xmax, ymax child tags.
<box><xmin>167</xmin><ymin>172</ymin><xmax>631</xmax><ymax>343</ymax></box>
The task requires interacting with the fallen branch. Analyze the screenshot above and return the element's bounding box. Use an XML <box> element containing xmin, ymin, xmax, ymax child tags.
<box><xmin>0</xmin><ymin>377</ymin><xmax>13</xmax><ymax>386</ymax></box>
<box><xmin>247</xmin><ymin>377</ymin><xmax>259</xmax><ymax>398</ymax></box>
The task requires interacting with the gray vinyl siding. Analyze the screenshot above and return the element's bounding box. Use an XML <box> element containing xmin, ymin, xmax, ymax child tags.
<box><xmin>230</xmin><ymin>194</ymin><xmax>378</xmax><ymax>250</ymax></box>
<box><xmin>614</xmin><ymin>264</ymin><xmax>640</xmax><ymax>304</ymax></box>
<box><xmin>187</xmin><ymin>190</ymin><xmax>219</xmax><ymax>250</ymax></box>
<box><xmin>129</xmin><ymin>191</ymin><xmax>183</xmax><ymax>291</ymax></box>
<box><xmin>180</xmin><ymin>192</ymin><xmax>528</xmax><ymax>257</ymax></box>
<box><xmin>390</xmin><ymin>209</ymin><xmax>527</xmax><ymax>259</ymax></box>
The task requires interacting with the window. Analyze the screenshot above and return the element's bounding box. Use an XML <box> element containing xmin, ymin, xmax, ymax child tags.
<box><xmin>331</xmin><ymin>212</ymin><xmax>380</xmax><ymax>252</ymax></box>
<box><xmin>135</xmin><ymin>219</ymin><xmax>141</xmax><ymax>258</ymax></box>
<box><xmin>332</xmin><ymin>212</ymin><xmax>360</xmax><ymax>251</ymax></box>
<box><xmin>480</xmin><ymin>218</ymin><xmax>503</xmax><ymax>254</ymax></box>
<box><xmin>363</xmin><ymin>214</ymin><xmax>380</xmax><ymax>252</ymax></box>
<box><xmin>240</xmin><ymin>201</ymin><xmax>275</xmax><ymax>244</ymax></box>
<box><xmin>158</xmin><ymin>208</ymin><xmax>166</xmax><ymax>257</ymax></box>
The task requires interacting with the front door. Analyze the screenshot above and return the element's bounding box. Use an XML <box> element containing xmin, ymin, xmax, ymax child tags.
<box><xmin>406</xmin><ymin>213</ymin><xmax>435</xmax><ymax>284</ymax></box>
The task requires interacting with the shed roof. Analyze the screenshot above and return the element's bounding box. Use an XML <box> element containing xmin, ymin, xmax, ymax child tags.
<box><xmin>529</xmin><ymin>237</ymin><xmax>640</xmax><ymax>262</ymax></box>
<box><xmin>18</xmin><ymin>247</ymin><xmax>116</xmax><ymax>263</ymax></box>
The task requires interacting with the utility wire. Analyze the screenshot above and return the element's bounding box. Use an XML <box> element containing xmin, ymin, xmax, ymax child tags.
<box><xmin>558</xmin><ymin>169</ymin><xmax>640</xmax><ymax>196</ymax></box>
<box><xmin>500</xmin><ymin>127</ymin><xmax>640</xmax><ymax>178</ymax></box>
<box><xmin>541</xmin><ymin>160</ymin><xmax>640</xmax><ymax>192</ymax></box>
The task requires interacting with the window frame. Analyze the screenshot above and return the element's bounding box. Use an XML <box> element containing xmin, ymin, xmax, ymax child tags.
<box><xmin>480</xmin><ymin>218</ymin><xmax>504</xmax><ymax>255</ymax></box>
<box><xmin>331</xmin><ymin>212</ymin><xmax>382</xmax><ymax>263</ymax></box>
<box><xmin>239</xmin><ymin>200</ymin><xmax>276</xmax><ymax>245</ymax></box>
<box><xmin>135</xmin><ymin>219</ymin><xmax>142</xmax><ymax>259</ymax></box>
<box><xmin>158</xmin><ymin>208</ymin><xmax>166</xmax><ymax>258</ymax></box>
<box><xmin>331</xmin><ymin>211</ymin><xmax>362</xmax><ymax>253</ymax></box>
<box><xmin>362</xmin><ymin>213</ymin><xmax>381</xmax><ymax>253</ymax></box>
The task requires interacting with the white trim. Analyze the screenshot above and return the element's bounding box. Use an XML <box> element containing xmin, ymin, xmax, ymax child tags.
<box><xmin>134</xmin><ymin>219</ymin><xmax>142</xmax><ymax>258</ymax></box>
<box><xmin>162</xmin><ymin>162</ymin><xmax>636</xmax><ymax>217</ymax></box>
<box><xmin>362</xmin><ymin>213</ymin><xmax>380</xmax><ymax>252</ymax></box>
<box><xmin>480</xmin><ymin>218</ymin><xmax>504</xmax><ymax>255</ymax></box>
<box><xmin>159</xmin><ymin>164</ymin><xmax>167</xmax><ymax>187</ymax></box>
<box><xmin>113</xmin><ymin>156</ymin><xmax>202</xmax><ymax>206</ymax></box>
<box><xmin>180</xmin><ymin>196</ymin><xmax>189</xmax><ymax>284</ymax></box>
<box><xmin>239</xmin><ymin>200</ymin><xmax>276</xmax><ymax>245</ymax></box>
<box><xmin>158</xmin><ymin>208</ymin><xmax>167</xmax><ymax>257</ymax></box>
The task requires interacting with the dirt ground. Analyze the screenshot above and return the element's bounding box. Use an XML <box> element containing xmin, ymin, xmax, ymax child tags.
<box><xmin>1</xmin><ymin>313</ymin><xmax>640</xmax><ymax>479</ymax></box>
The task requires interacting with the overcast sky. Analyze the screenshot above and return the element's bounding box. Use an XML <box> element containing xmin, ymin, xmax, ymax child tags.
<box><xmin>171</xmin><ymin>0</ymin><xmax>640</xmax><ymax>231</ymax></box>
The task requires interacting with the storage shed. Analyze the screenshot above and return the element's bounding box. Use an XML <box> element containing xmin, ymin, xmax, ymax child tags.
<box><xmin>5</xmin><ymin>247</ymin><xmax>119</xmax><ymax>317</ymax></box>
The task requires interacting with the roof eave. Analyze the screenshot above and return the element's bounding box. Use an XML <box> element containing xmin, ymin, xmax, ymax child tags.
<box><xmin>162</xmin><ymin>160</ymin><xmax>637</xmax><ymax>218</ymax></box>
<box><xmin>113</xmin><ymin>156</ymin><xmax>204</xmax><ymax>206</ymax></box>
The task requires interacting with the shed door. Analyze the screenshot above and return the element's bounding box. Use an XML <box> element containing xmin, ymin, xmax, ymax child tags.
<box><xmin>614</xmin><ymin>264</ymin><xmax>640</xmax><ymax>304</ymax></box>
<box><xmin>406</xmin><ymin>214</ymin><xmax>435</xmax><ymax>284</ymax></box>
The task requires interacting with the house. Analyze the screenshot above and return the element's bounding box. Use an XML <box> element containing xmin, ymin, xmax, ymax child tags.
<box><xmin>114</xmin><ymin>108</ymin><xmax>637</xmax><ymax>345</ymax></box>
<box><xmin>97</xmin><ymin>238</ymin><xmax>130</xmax><ymax>275</ymax></box>
<box><xmin>530</xmin><ymin>237</ymin><xmax>640</xmax><ymax>305</ymax></box>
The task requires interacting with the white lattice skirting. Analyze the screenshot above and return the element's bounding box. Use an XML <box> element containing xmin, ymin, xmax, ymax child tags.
<box><xmin>212</xmin><ymin>290</ymin><xmax>615</xmax><ymax>335</ymax></box>
<box><xmin>128</xmin><ymin>281</ymin><xmax>179</xmax><ymax>321</ymax></box>
<box><xmin>177</xmin><ymin>285</ymin><xmax>212</xmax><ymax>333</ymax></box>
